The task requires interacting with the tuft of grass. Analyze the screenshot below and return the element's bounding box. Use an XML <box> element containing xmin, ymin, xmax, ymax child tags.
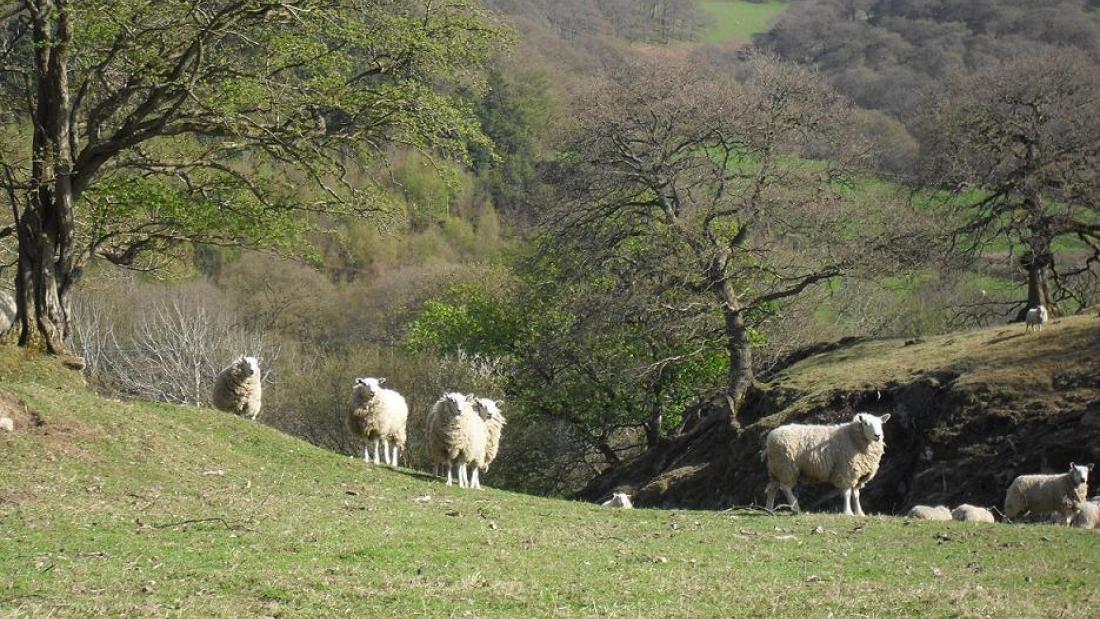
<box><xmin>698</xmin><ymin>1</ymin><xmax>789</xmax><ymax>45</ymax></box>
<box><xmin>1</xmin><ymin>345</ymin><xmax>1099</xmax><ymax>616</ymax></box>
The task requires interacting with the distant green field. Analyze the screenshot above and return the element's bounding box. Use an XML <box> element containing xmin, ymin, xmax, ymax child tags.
<box><xmin>699</xmin><ymin>0</ymin><xmax>789</xmax><ymax>45</ymax></box>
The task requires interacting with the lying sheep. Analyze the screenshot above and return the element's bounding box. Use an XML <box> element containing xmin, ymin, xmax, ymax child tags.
<box><xmin>601</xmin><ymin>492</ymin><xmax>633</xmax><ymax>509</ymax></box>
<box><xmin>1071</xmin><ymin>500</ymin><xmax>1100</xmax><ymax>530</ymax></box>
<box><xmin>1005</xmin><ymin>462</ymin><xmax>1092</xmax><ymax>524</ymax></box>
<box><xmin>1024</xmin><ymin>305</ymin><xmax>1049</xmax><ymax>333</ymax></box>
<box><xmin>763</xmin><ymin>412</ymin><xmax>891</xmax><ymax>516</ymax></box>
<box><xmin>426</xmin><ymin>393</ymin><xmax>486</xmax><ymax>488</ymax></box>
<box><xmin>907</xmin><ymin>505</ymin><xmax>953</xmax><ymax>521</ymax></box>
<box><xmin>347</xmin><ymin>377</ymin><xmax>408</xmax><ymax>467</ymax></box>
<box><xmin>211</xmin><ymin>356</ymin><xmax>262</xmax><ymax>420</ymax></box>
<box><xmin>0</xmin><ymin>416</ymin><xmax>13</xmax><ymax>433</ymax></box>
<box><xmin>952</xmin><ymin>504</ymin><xmax>996</xmax><ymax>523</ymax></box>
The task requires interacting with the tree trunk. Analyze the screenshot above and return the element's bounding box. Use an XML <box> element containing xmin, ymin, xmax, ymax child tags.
<box><xmin>643</xmin><ymin>401</ymin><xmax>663</xmax><ymax>449</ymax></box>
<box><xmin>14</xmin><ymin>0</ymin><xmax>77</xmax><ymax>354</ymax></box>
<box><xmin>723</xmin><ymin>305</ymin><xmax>754</xmax><ymax>424</ymax></box>
<box><xmin>1016</xmin><ymin>251</ymin><xmax>1059</xmax><ymax>321</ymax></box>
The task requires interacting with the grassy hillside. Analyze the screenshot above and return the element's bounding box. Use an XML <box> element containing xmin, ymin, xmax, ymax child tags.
<box><xmin>1</xmin><ymin>347</ymin><xmax>1099</xmax><ymax>616</ymax></box>
<box><xmin>698</xmin><ymin>1</ymin><xmax>789</xmax><ymax>45</ymax></box>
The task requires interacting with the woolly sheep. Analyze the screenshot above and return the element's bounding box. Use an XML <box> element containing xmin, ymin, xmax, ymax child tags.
<box><xmin>906</xmin><ymin>505</ymin><xmax>952</xmax><ymax>521</ymax></box>
<box><xmin>211</xmin><ymin>356</ymin><xmax>262</xmax><ymax>420</ymax></box>
<box><xmin>601</xmin><ymin>492</ymin><xmax>634</xmax><ymax>509</ymax></box>
<box><xmin>762</xmin><ymin>412</ymin><xmax>891</xmax><ymax>516</ymax></box>
<box><xmin>1004</xmin><ymin>463</ymin><xmax>1093</xmax><ymax>524</ymax></box>
<box><xmin>952</xmin><ymin>504</ymin><xmax>996</xmax><ymax>523</ymax></box>
<box><xmin>1070</xmin><ymin>499</ymin><xmax>1100</xmax><ymax>530</ymax></box>
<box><xmin>1024</xmin><ymin>305</ymin><xmax>1049</xmax><ymax>333</ymax></box>
<box><xmin>0</xmin><ymin>290</ymin><xmax>15</xmax><ymax>335</ymax></box>
<box><xmin>347</xmin><ymin>377</ymin><xmax>408</xmax><ymax>467</ymax></box>
<box><xmin>0</xmin><ymin>416</ymin><xmax>13</xmax><ymax>433</ymax></box>
<box><xmin>472</xmin><ymin>397</ymin><xmax>507</xmax><ymax>473</ymax></box>
<box><xmin>426</xmin><ymin>393</ymin><xmax>486</xmax><ymax>489</ymax></box>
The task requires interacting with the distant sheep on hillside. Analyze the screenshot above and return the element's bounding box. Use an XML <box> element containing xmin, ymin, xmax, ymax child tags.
<box><xmin>211</xmin><ymin>356</ymin><xmax>262</xmax><ymax>420</ymax></box>
<box><xmin>1024</xmin><ymin>305</ymin><xmax>1049</xmax><ymax>333</ymax></box>
<box><xmin>347</xmin><ymin>377</ymin><xmax>408</xmax><ymax>467</ymax></box>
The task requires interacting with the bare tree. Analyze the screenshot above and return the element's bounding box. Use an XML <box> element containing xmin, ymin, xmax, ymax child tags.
<box><xmin>914</xmin><ymin>49</ymin><xmax>1100</xmax><ymax>317</ymax></box>
<box><xmin>541</xmin><ymin>57</ymin><xmax>921</xmax><ymax>426</ymax></box>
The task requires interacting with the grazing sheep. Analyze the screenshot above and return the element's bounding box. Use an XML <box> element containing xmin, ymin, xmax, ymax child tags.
<box><xmin>426</xmin><ymin>393</ymin><xmax>486</xmax><ymax>488</ymax></box>
<box><xmin>952</xmin><ymin>504</ymin><xmax>996</xmax><ymax>523</ymax></box>
<box><xmin>907</xmin><ymin>505</ymin><xmax>953</xmax><ymax>521</ymax></box>
<box><xmin>601</xmin><ymin>492</ymin><xmax>634</xmax><ymax>509</ymax></box>
<box><xmin>0</xmin><ymin>290</ymin><xmax>15</xmax><ymax>335</ymax></box>
<box><xmin>1024</xmin><ymin>305</ymin><xmax>1049</xmax><ymax>333</ymax></box>
<box><xmin>1004</xmin><ymin>462</ymin><xmax>1093</xmax><ymax>524</ymax></box>
<box><xmin>1070</xmin><ymin>500</ymin><xmax>1100</xmax><ymax>530</ymax></box>
<box><xmin>762</xmin><ymin>412</ymin><xmax>891</xmax><ymax>516</ymax></box>
<box><xmin>347</xmin><ymin>377</ymin><xmax>408</xmax><ymax>467</ymax></box>
<box><xmin>471</xmin><ymin>397</ymin><xmax>507</xmax><ymax>478</ymax></box>
<box><xmin>211</xmin><ymin>356</ymin><xmax>262</xmax><ymax>420</ymax></box>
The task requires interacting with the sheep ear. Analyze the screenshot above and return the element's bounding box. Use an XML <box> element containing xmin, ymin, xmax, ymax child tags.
<box><xmin>880</xmin><ymin>413</ymin><xmax>891</xmax><ymax>423</ymax></box>
<box><xmin>1089</xmin><ymin>463</ymin><xmax>1095</xmax><ymax>471</ymax></box>
<box><xmin>1070</xmin><ymin>462</ymin><xmax>1077</xmax><ymax>469</ymax></box>
<box><xmin>378</xmin><ymin>377</ymin><xmax>386</xmax><ymax>384</ymax></box>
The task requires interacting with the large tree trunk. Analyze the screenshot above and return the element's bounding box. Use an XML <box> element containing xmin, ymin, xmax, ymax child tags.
<box><xmin>14</xmin><ymin>0</ymin><xmax>77</xmax><ymax>354</ymax></box>
<box><xmin>1016</xmin><ymin>249</ymin><xmax>1060</xmax><ymax>321</ymax></box>
<box><xmin>723</xmin><ymin>305</ymin><xmax>754</xmax><ymax>425</ymax></box>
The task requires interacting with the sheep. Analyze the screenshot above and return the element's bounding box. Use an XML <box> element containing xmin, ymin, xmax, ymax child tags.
<box><xmin>347</xmin><ymin>377</ymin><xmax>408</xmax><ymax>467</ymax></box>
<box><xmin>952</xmin><ymin>504</ymin><xmax>996</xmax><ymax>523</ymax></box>
<box><xmin>210</xmin><ymin>356</ymin><xmax>262</xmax><ymax>420</ymax></box>
<box><xmin>0</xmin><ymin>290</ymin><xmax>15</xmax><ymax>335</ymax></box>
<box><xmin>426</xmin><ymin>393</ymin><xmax>486</xmax><ymax>488</ymax></box>
<box><xmin>471</xmin><ymin>397</ymin><xmax>507</xmax><ymax>477</ymax></box>
<box><xmin>601</xmin><ymin>492</ymin><xmax>634</xmax><ymax>509</ymax></box>
<box><xmin>762</xmin><ymin>412</ymin><xmax>891</xmax><ymax>516</ymax></box>
<box><xmin>1024</xmin><ymin>305</ymin><xmax>1049</xmax><ymax>333</ymax></box>
<box><xmin>0</xmin><ymin>416</ymin><xmax>13</xmax><ymax>433</ymax></box>
<box><xmin>906</xmin><ymin>505</ymin><xmax>953</xmax><ymax>521</ymax></box>
<box><xmin>1070</xmin><ymin>499</ymin><xmax>1100</xmax><ymax>530</ymax></box>
<box><xmin>1004</xmin><ymin>462</ymin><xmax>1093</xmax><ymax>524</ymax></box>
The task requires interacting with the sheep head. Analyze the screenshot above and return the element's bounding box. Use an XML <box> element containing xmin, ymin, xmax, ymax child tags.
<box><xmin>354</xmin><ymin>377</ymin><xmax>385</xmax><ymax>398</ymax></box>
<box><xmin>438</xmin><ymin>392</ymin><xmax>470</xmax><ymax>418</ymax></box>
<box><xmin>473</xmin><ymin>398</ymin><xmax>506</xmax><ymax>424</ymax></box>
<box><xmin>853</xmin><ymin>412</ymin><xmax>890</xmax><ymax>443</ymax></box>
<box><xmin>1070</xmin><ymin>462</ymin><xmax>1094</xmax><ymax>485</ymax></box>
<box><xmin>237</xmin><ymin>356</ymin><xmax>260</xmax><ymax>377</ymax></box>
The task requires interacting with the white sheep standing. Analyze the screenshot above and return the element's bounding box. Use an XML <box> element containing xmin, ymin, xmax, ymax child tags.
<box><xmin>1070</xmin><ymin>499</ymin><xmax>1100</xmax><ymax>530</ymax></box>
<box><xmin>470</xmin><ymin>397</ymin><xmax>507</xmax><ymax>483</ymax></box>
<box><xmin>1024</xmin><ymin>305</ymin><xmax>1049</xmax><ymax>333</ymax></box>
<box><xmin>762</xmin><ymin>412</ymin><xmax>891</xmax><ymax>516</ymax></box>
<box><xmin>601</xmin><ymin>492</ymin><xmax>634</xmax><ymax>509</ymax></box>
<box><xmin>347</xmin><ymin>377</ymin><xmax>408</xmax><ymax>467</ymax></box>
<box><xmin>1004</xmin><ymin>462</ymin><xmax>1092</xmax><ymax>524</ymax></box>
<box><xmin>952</xmin><ymin>504</ymin><xmax>996</xmax><ymax>523</ymax></box>
<box><xmin>906</xmin><ymin>505</ymin><xmax>953</xmax><ymax>521</ymax></box>
<box><xmin>426</xmin><ymin>393</ymin><xmax>486</xmax><ymax>488</ymax></box>
<box><xmin>210</xmin><ymin>356</ymin><xmax>263</xmax><ymax>420</ymax></box>
<box><xmin>0</xmin><ymin>290</ymin><xmax>15</xmax><ymax>335</ymax></box>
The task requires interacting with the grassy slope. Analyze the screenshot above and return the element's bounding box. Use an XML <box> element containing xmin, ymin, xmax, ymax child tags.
<box><xmin>1</xmin><ymin>346</ymin><xmax>1099</xmax><ymax>617</ymax></box>
<box><xmin>698</xmin><ymin>1</ymin><xmax>789</xmax><ymax>45</ymax></box>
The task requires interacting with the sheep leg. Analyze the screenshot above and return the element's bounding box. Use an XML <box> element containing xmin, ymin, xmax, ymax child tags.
<box><xmin>852</xmin><ymin>488</ymin><xmax>865</xmax><ymax>517</ymax></box>
<box><xmin>446</xmin><ymin>463</ymin><xmax>453</xmax><ymax>486</ymax></box>
<box><xmin>458</xmin><ymin>462</ymin><xmax>468</xmax><ymax>488</ymax></box>
<box><xmin>765</xmin><ymin>481</ymin><xmax>778</xmax><ymax>512</ymax></box>
<box><xmin>782</xmin><ymin>487</ymin><xmax>800</xmax><ymax>514</ymax></box>
<box><xmin>841</xmin><ymin>488</ymin><xmax>854</xmax><ymax>516</ymax></box>
<box><xmin>470</xmin><ymin>467</ymin><xmax>481</xmax><ymax>490</ymax></box>
<box><xmin>363</xmin><ymin>445</ymin><xmax>370</xmax><ymax>463</ymax></box>
<box><xmin>372</xmin><ymin>439</ymin><xmax>381</xmax><ymax>464</ymax></box>
<box><xmin>391</xmin><ymin>445</ymin><xmax>400</xmax><ymax>467</ymax></box>
<box><xmin>381</xmin><ymin>438</ymin><xmax>391</xmax><ymax>466</ymax></box>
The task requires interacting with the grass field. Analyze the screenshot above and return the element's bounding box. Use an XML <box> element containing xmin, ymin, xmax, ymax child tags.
<box><xmin>2</xmin><ymin>345</ymin><xmax>1099</xmax><ymax>616</ymax></box>
<box><xmin>698</xmin><ymin>1</ymin><xmax>789</xmax><ymax>45</ymax></box>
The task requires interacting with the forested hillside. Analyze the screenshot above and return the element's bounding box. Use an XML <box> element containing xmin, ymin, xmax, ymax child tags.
<box><xmin>1</xmin><ymin>0</ymin><xmax>1098</xmax><ymax>505</ymax></box>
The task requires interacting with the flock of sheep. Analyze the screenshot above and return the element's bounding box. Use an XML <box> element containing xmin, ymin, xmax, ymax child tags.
<box><xmin>210</xmin><ymin>306</ymin><xmax>1094</xmax><ymax>528</ymax></box>
<box><xmin>210</xmin><ymin>356</ymin><xmax>507</xmax><ymax>489</ymax></box>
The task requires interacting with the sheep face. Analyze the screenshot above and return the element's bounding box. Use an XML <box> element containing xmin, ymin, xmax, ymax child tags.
<box><xmin>474</xmin><ymin>398</ymin><xmax>506</xmax><ymax>424</ymax></box>
<box><xmin>237</xmin><ymin>356</ymin><xmax>260</xmax><ymax>377</ymax></box>
<box><xmin>854</xmin><ymin>412</ymin><xmax>890</xmax><ymax>443</ymax></box>
<box><xmin>438</xmin><ymin>392</ymin><xmax>469</xmax><ymax>418</ymax></box>
<box><xmin>1070</xmin><ymin>462</ymin><xmax>1094</xmax><ymax>485</ymax></box>
<box><xmin>354</xmin><ymin>377</ymin><xmax>385</xmax><ymax>398</ymax></box>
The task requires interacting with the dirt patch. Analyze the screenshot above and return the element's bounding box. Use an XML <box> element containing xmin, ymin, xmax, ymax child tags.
<box><xmin>0</xmin><ymin>389</ymin><xmax>44</xmax><ymax>432</ymax></box>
